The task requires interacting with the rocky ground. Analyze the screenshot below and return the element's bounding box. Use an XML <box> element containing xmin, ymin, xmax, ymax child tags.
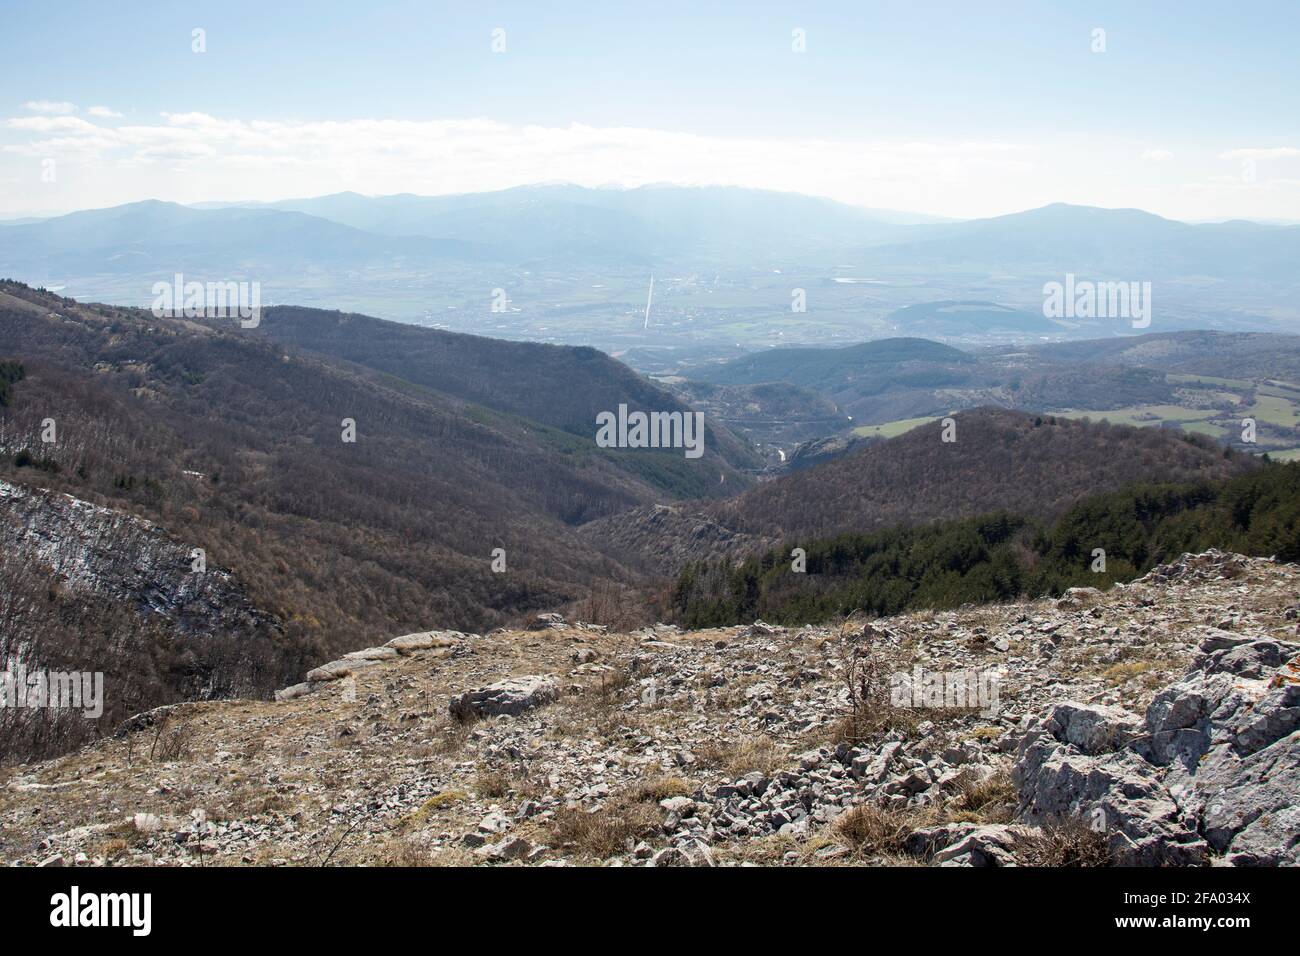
<box><xmin>1</xmin><ymin>549</ymin><xmax>1297</xmax><ymax>867</ymax></box>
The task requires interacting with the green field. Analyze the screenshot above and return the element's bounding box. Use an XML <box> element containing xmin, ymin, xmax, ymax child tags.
<box><xmin>1246</xmin><ymin>390</ymin><xmax>1300</xmax><ymax>426</ymax></box>
<box><xmin>841</xmin><ymin>372</ymin><xmax>1299</xmax><ymax>454</ymax></box>
<box><xmin>1055</xmin><ymin>404</ymin><xmax>1219</xmax><ymax>427</ymax></box>
<box><xmin>1052</xmin><ymin>373</ymin><xmax>1299</xmax><ymax>452</ymax></box>
<box><xmin>1180</xmin><ymin>420</ymin><xmax>1230</xmax><ymax>438</ymax></box>
<box><xmin>852</xmin><ymin>415</ymin><xmax>937</xmax><ymax>439</ymax></box>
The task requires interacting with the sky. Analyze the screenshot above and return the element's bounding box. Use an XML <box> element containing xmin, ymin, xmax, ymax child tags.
<box><xmin>1</xmin><ymin>0</ymin><xmax>1298</xmax><ymax>221</ymax></box>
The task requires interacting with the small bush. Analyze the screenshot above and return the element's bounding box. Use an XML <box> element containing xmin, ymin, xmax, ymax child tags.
<box><xmin>1020</xmin><ymin>818</ymin><xmax>1113</xmax><ymax>867</ymax></box>
<box><xmin>548</xmin><ymin>800</ymin><xmax>659</xmax><ymax>859</ymax></box>
<box><xmin>834</xmin><ymin>803</ymin><xmax>926</xmax><ymax>857</ymax></box>
<box><xmin>697</xmin><ymin>735</ymin><xmax>784</xmax><ymax>777</ymax></box>
<box><xmin>474</xmin><ymin>770</ymin><xmax>511</xmax><ymax>798</ymax></box>
<box><xmin>948</xmin><ymin>769</ymin><xmax>1016</xmax><ymax>823</ymax></box>
<box><xmin>632</xmin><ymin>777</ymin><xmax>693</xmax><ymax>802</ymax></box>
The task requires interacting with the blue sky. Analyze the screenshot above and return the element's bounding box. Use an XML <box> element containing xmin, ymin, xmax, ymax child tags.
<box><xmin>2</xmin><ymin>0</ymin><xmax>1298</xmax><ymax>219</ymax></box>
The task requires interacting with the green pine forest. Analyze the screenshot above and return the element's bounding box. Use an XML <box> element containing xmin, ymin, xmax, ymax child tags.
<box><xmin>670</xmin><ymin>461</ymin><xmax>1300</xmax><ymax>628</ymax></box>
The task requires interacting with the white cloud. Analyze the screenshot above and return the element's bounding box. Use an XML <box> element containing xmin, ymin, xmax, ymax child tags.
<box><xmin>1219</xmin><ymin>147</ymin><xmax>1300</xmax><ymax>160</ymax></box>
<box><xmin>22</xmin><ymin>100</ymin><xmax>76</xmax><ymax>115</ymax></box>
<box><xmin>6</xmin><ymin>115</ymin><xmax>103</xmax><ymax>135</ymax></box>
<box><xmin>0</xmin><ymin>111</ymin><xmax>1037</xmax><ymax>214</ymax></box>
<box><xmin>86</xmin><ymin>106</ymin><xmax>122</xmax><ymax>118</ymax></box>
<box><xmin>1</xmin><ymin>110</ymin><xmax>1297</xmax><ymax>220</ymax></box>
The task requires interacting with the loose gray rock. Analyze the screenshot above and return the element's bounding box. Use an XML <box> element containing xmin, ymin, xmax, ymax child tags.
<box><xmin>450</xmin><ymin>676</ymin><xmax>560</xmax><ymax>720</ymax></box>
<box><xmin>933</xmin><ymin>824</ymin><xmax>1034</xmax><ymax>867</ymax></box>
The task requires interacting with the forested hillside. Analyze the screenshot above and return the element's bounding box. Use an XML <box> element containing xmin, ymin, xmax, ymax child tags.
<box><xmin>0</xmin><ymin>282</ymin><xmax>740</xmax><ymax>669</ymax></box>
<box><xmin>708</xmin><ymin>408</ymin><xmax>1255</xmax><ymax>540</ymax></box>
<box><xmin>249</xmin><ymin>304</ymin><xmax>761</xmax><ymax>490</ymax></box>
<box><xmin>671</xmin><ymin>461</ymin><xmax>1300</xmax><ymax>627</ymax></box>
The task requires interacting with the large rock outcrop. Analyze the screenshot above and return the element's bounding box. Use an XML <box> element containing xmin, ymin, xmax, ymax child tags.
<box><xmin>1013</xmin><ymin>629</ymin><xmax>1300</xmax><ymax>866</ymax></box>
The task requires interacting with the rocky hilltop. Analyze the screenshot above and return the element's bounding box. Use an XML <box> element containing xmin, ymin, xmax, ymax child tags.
<box><xmin>1</xmin><ymin>550</ymin><xmax>1296</xmax><ymax>867</ymax></box>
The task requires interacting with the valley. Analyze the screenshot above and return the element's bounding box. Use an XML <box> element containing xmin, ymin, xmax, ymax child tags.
<box><xmin>4</xmin><ymin>0</ymin><xmax>1298</xmax><ymax>896</ymax></box>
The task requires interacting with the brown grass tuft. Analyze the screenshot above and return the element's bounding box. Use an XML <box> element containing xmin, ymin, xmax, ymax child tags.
<box><xmin>547</xmin><ymin>799</ymin><xmax>659</xmax><ymax>859</ymax></box>
<box><xmin>696</xmin><ymin>735</ymin><xmax>784</xmax><ymax>777</ymax></box>
<box><xmin>834</xmin><ymin>803</ymin><xmax>930</xmax><ymax>857</ymax></box>
<box><xmin>1019</xmin><ymin>818</ymin><xmax>1114</xmax><ymax>866</ymax></box>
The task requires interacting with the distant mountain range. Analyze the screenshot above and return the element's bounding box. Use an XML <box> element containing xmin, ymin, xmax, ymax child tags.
<box><xmin>870</xmin><ymin>202</ymin><xmax>1300</xmax><ymax>280</ymax></box>
<box><xmin>0</xmin><ymin>185</ymin><xmax>923</xmax><ymax>273</ymax></box>
<box><xmin>3</xmin><ymin>184</ymin><xmax>1298</xmax><ymax>366</ymax></box>
<box><xmin>4</xmin><ymin>186</ymin><xmax>1298</xmax><ymax>281</ymax></box>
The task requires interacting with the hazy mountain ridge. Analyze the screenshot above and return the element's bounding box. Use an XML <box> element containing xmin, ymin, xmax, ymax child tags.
<box><xmin>5</xmin><ymin>188</ymin><xmax>1297</xmax><ymax>357</ymax></box>
<box><xmin>870</xmin><ymin>202</ymin><xmax>1300</xmax><ymax>279</ymax></box>
<box><xmin>679</xmin><ymin>329</ymin><xmax>1300</xmax><ymax>448</ymax></box>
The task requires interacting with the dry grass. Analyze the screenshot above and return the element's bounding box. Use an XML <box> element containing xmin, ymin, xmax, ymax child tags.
<box><xmin>1019</xmin><ymin>818</ymin><xmax>1113</xmax><ymax>866</ymax></box>
<box><xmin>631</xmin><ymin>776</ymin><xmax>694</xmax><ymax>802</ymax></box>
<box><xmin>828</xmin><ymin>626</ymin><xmax>932</xmax><ymax>747</ymax></box>
<box><xmin>149</xmin><ymin>718</ymin><xmax>197</xmax><ymax>762</ymax></box>
<box><xmin>823</xmin><ymin>708</ymin><xmax>920</xmax><ymax>748</ymax></box>
<box><xmin>431</xmin><ymin>717</ymin><xmax>476</xmax><ymax>756</ymax></box>
<box><xmin>93</xmin><ymin>837</ymin><xmax>132</xmax><ymax>862</ymax></box>
<box><xmin>88</xmin><ymin>819</ymin><xmax>151</xmax><ymax>862</ymax></box>
<box><xmin>947</xmin><ymin>769</ymin><xmax>1016</xmax><ymax>824</ymax></box>
<box><xmin>960</xmin><ymin>725</ymin><xmax>1005</xmax><ymax>742</ymax></box>
<box><xmin>834</xmin><ymin>803</ymin><xmax>932</xmax><ymax>858</ymax></box>
<box><xmin>375</xmin><ymin>836</ymin><xmax>437</xmax><ymax>866</ymax></box>
<box><xmin>1099</xmin><ymin>659</ymin><xmax>1178</xmax><ymax>690</ymax></box>
<box><xmin>370</xmin><ymin>834</ymin><xmax>477</xmax><ymax>867</ymax></box>
<box><xmin>548</xmin><ymin>669</ymin><xmax>640</xmax><ymax>743</ymax></box>
<box><xmin>220</xmin><ymin>784</ymin><xmax>290</xmax><ymax>817</ymax></box>
<box><xmin>547</xmin><ymin>798</ymin><xmax>659</xmax><ymax>859</ymax></box>
<box><xmin>696</xmin><ymin>735</ymin><xmax>785</xmax><ymax>777</ymax></box>
<box><xmin>474</xmin><ymin>770</ymin><xmax>511</xmax><ymax>798</ymax></box>
<box><xmin>398</xmin><ymin>790</ymin><xmax>467</xmax><ymax>831</ymax></box>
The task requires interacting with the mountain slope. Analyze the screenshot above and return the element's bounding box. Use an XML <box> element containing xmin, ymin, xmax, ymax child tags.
<box><xmin>711</xmin><ymin>408</ymin><xmax>1257</xmax><ymax>541</ymax></box>
<box><xmin>684</xmin><ymin>337</ymin><xmax>975</xmax><ymax>389</ymax></box>
<box><xmin>682</xmin><ymin>337</ymin><xmax>986</xmax><ymax>426</ymax></box>
<box><xmin>586</xmin><ymin>408</ymin><xmax>1261</xmax><ymax>577</ymax></box>
<box><xmin>0</xmin><ymin>282</ymin><xmax>727</xmax><ymax>663</ymax></box>
<box><xmin>247</xmin><ymin>304</ymin><xmax>761</xmax><ymax>485</ymax></box>
<box><xmin>0</xmin><ymin>478</ymin><xmax>292</xmax><ymax>763</ymax></box>
<box><xmin>868</xmin><ymin>203</ymin><xmax>1300</xmax><ymax>280</ymax></box>
<box><xmin>673</xmin><ymin>462</ymin><xmax>1300</xmax><ymax>628</ymax></box>
<box><xmin>0</xmin><ymin>200</ymin><xmax>495</xmax><ymax>277</ymax></box>
<box><xmin>4</xmin><ymin>550</ymin><xmax>1297</xmax><ymax>866</ymax></box>
<box><xmin>1028</xmin><ymin>330</ymin><xmax>1300</xmax><ymax>382</ymax></box>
